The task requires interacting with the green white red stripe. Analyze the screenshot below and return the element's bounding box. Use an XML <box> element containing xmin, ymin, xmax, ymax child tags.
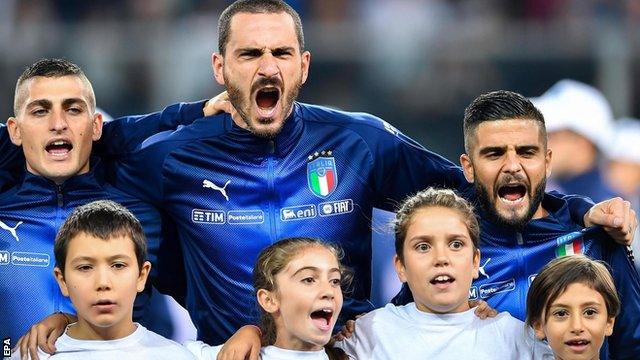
<box><xmin>309</xmin><ymin>169</ymin><xmax>335</xmax><ymax>197</ymax></box>
<box><xmin>556</xmin><ymin>239</ymin><xmax>583</xmax><ymax>257</ymax></box>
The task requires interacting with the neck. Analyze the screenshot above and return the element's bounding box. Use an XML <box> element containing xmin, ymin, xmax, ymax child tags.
<box><xmin>67</xmin><ymin>318</ymin><xmax>136</xmax><ymax>341</ymax></box>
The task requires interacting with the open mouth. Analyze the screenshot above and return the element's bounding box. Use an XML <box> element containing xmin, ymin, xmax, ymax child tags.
<box><xmin>45</xmin><ymin>140</ymin><xmax>73</xmax><ymax>157</ymax></box>
<box><xmin>255</xmin><ymin>87</ymin><xmax>281</xmax><ymax>117</ymax></box>
<box><xmin>497</xmin><ymin>184</ymin><xmax>527</xmax><ymax>203</ymax></box>
<box><xmin>565</xmin><ymin>339</ymin><xmax>590</xmax><ymax>350</ymax></box>
<box><xmin>310</xmin><ymin>308</ymin><xmax>334</xmax><ymax>331</ymax></box>
<box><xmin>430</xmin><ymin>274</ymin><xmax>455</xmax><ymax>288</ymax></box>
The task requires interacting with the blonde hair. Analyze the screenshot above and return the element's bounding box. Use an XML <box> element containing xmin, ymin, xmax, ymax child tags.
<box><xmin>394</xmin><ymin>187</ymin><xmax>479</xmax><ymax>263</ymax></box>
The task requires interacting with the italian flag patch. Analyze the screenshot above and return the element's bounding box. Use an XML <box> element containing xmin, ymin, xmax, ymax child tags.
<box><xmin>556</xmin><ymin>239</ymin><xmax>583</xmax><ymax>257</ymax></box>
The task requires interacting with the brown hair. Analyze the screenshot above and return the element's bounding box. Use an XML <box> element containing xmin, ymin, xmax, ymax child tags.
<box><xmin>394</xmin><ymin>187</ymin><xmax>479</xmax><ymax>263</ymax></box>
<box><xmin>253</xmin><ymin>237</ymin><xmax>349</xmax><ymax>359</ymax></box>
<box><xmin>218</xmin><ymin>0</ymin><xmax>304</xmax><ymax>55</ymax></box>
<box><xmin>14</xmin><ymin>58</ymin><xmax>96</xmax><ymax>115</ymax></box>
<box><xmin>525</xmin><ymin>255</ymin><xmax>620</xmax><ymax>328</ymax></box>
<box><xmin>54</xmin><ymin>200</ymin><xmax>147</xmax><ymax>276</ymax></box>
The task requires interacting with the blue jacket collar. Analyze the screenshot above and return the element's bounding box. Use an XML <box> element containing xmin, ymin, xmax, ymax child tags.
<box><xmin>222</xmin><ymin>102</ymin><xmax>304</xmax><ymax>157</ymax></box>
<box><xmin>476</xmin><ymin>192</ymin><xmax>578</xmax><ymax>245</ymax></box>
<box><xmin>17</xmin><ymin>156</ymin><xmax>107</xmax><ymax>195</ymax></box>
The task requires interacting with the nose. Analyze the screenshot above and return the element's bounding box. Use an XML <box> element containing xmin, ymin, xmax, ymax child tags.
<box><xmin>569</xmin><ymin>314</ymin><xmax>585</xmax><ymax>335</ymax></box>
<box><xmin>257</xmin><ymin>53</ymin><xmax>279</xmax><ymax>79</ymax></box>
<box><xmin>433</xmin><ymin>244</ymin><xmax>450</xmax><ymax>267</ymax></box>
<box><xmin>95</xmin><ymin>266</ymin><xmax>112</xmax><ymax>291</ymax></box>
<box><xmin>49</xmin><ymin>109</ymin><xmax>68</xmax><ymax>132</ymax></box>
<box><xmin>320</xmin><ymin>280</ymin><xmax>336</xmax><ymax>300</ymax></box>
<box><xmin>502</xmin><ymin>150</ymin><xmax>522</xmax><ymax>174</ymax></box>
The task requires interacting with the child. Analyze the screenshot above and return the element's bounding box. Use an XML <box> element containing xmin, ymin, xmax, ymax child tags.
<box><xmin>526</xmin><ymin>255</ymin><xmax>620</xmax><ymax>360</ymax></box>
<box><xmin>11</xmin><ymin>200</ymin><xmax>195</xmax><ymax>360</ymax></box>
<box><xmin>335</xmin><ymin>187</ymin><xmax>553</xmax><ymax>359</ymax></box>
<box><xmin>186</xmin><ymin>237</ymin><xmax>348</xmax><ymax>359</ymax></box>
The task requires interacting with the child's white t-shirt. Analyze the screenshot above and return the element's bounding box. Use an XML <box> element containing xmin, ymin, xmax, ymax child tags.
<box><xmin>185</xmin><ymin>341</ymin><xmax>330</xmax><ymax>360</ymax></box>
<box><xmin>335</xmin><ymin>303</ymin><xmax>554</xmax><ymax>360</ymax></box>
<box><xmin>10</xmin><ymin>323</ymin><xmax>195</xmax><ymax>360</ymax></box>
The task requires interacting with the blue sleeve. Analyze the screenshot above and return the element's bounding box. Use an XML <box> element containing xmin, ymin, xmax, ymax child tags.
<box><xmin>95</xmin><ymin>101</ymin><xmax>206</xmax><ymax>156</ymax></box>
<box><xmin>550</xmin><ymin>191</ymin><xmax>595</xmax><ymax>227</ymax></box>
<box><xmin>603</xmin><ymin>237</ymin><xmax>640</xmax><ymax>359</ymax></box>
<box><xmin>363</xmin><ymin>120</ymin><xmax>469</xmax><ymax>210</ymax></box>
<box><xmin>0</xmin><ymin>125</ymin><xmax>25</xmax><ymax>192</ymax></box>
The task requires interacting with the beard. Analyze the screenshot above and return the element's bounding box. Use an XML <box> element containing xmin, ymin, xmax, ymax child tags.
<box><xmin>226</xmin><ymin>73</ymin><xmax>302</xmax><ymax>139</ymax></box>
<box><xmin>474</xmin><ymin>173</ymin><xmax>546</xmax><ymax>231</ymax></box>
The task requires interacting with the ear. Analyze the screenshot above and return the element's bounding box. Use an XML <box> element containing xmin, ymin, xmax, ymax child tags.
<box><xmin>460</xmin><ymin>153</ymin><xmax>474</xmax><ymax>183</ymax></box>
<box><xmin>54</xmin><ymin>267</ymin><xmax>70</xmax><ymax>297</ymax></box>
<box><xmin>604</xmin><ymin>316</ymin><xmax>615</xmax><ymax>337</ymax></box>
<box><xmin>92</xmin><ymin>112</ymin><xmax>103</xmax><ymax>141</ymax></box>
<box><xmin>300</xmin><ymin>51</ymin><xmax>311</xmax><ymax>85</ymax></box>
<box><xmin>212</xmin><ymin>53</ymin><xmax>225</xmax><ymax>86</ymax></box>
<box><xmin>257</xmin><ymin>288</ymin><xmax>280</xmax><ymax>314</ymax></box>
<box><xmin>6</xmin><ymin>117</ymin><xmax>22</xmax><ymax>146</ymax></box>
<box><xmin>394</xmin><ymin>255</ymin><xmax>407</xmax><ymax>283</ymax></box>
<box><xmin>136</xmin><ymin>261</ymin><xmax>152</xmax><ymax>292</ymax></box>
<box><xmin>471</xmin><ymin>248</ymin><xmax>481</xmax><ymax>279</ymax></box>
<box><xmin>545</xmin><ymin>148</ymin><xmax>553</xmax><ymax>179</ymax></box>
<box><xmin>532</xmin><ymin>320</ymin><xmax>546</xmax><ymax>341</ymax></box>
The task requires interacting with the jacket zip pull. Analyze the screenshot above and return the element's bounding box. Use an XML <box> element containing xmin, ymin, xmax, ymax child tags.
<box><xmin>516</xmin><ymin>232</ymin><xmax>523</xmax><ymax>245</ymax></box>
<box><xmin>268</xmin><ymin>140</ymin><xmax>275</xmax><ymax>155</ymax></box>
<box><xmin>56</xmin><ymin>184</ymin><xmax>64</xmax><ymax>207</ymax></box>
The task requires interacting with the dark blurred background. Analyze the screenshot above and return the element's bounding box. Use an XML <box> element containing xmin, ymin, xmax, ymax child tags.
<box><xmin>2</xmin><ymin>0</ymin><xmax>640</xmax><ymax>161</ymax></box>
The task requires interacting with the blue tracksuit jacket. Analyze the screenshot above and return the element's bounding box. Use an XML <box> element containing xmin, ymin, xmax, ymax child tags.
<box><xmin>393</xmin><ymin>191</ymin><xmax>640</xmax><ymax>360</ymax></box>
<box><xmin>0</xmin><ymin>101</ymin><xmax>204</xmax><ymax>343</ymax></box>
<box><xmin>107</xmin><ymin>102</ymin><xmax>594</xmax><ymax>344</ymax></box>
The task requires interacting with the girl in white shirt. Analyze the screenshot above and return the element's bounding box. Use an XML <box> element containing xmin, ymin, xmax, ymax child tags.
<box><xmin>336</xmin><ymin>188</ymin><xmax>552</xmax><ymax>359</ymax></box>
<box><xmin>186</xmin><ymin>237</ymin><xmax>348</xmax><ymax>360</ymax></box>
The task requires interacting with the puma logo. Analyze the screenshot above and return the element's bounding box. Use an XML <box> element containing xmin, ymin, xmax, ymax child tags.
<box><xmin>478</xmin><ymin>258</ymin><xmax>491</xmax><ymax>279</ymax></box>
<box><xmin>203</xmin><ymin>179</ymin><xmax>231</xmax><ymax>201</ymax></box>
<box><xmin>0</xmin><ymin>220</ymin><xmax>23</xmax><ymax>242</ymax></box>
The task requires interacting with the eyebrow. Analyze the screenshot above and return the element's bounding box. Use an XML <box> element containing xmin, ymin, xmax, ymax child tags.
<box><xmin>61</xmin><ymin>98</ymin><xmax>88</xmax><ymax>109</ymax></box>
<box><xmin>25</xmin><ymin>99</ymin><xmax>52</xmax><ymax>110</ymax></box>
<box><xmin>25</xmin><ymin>98</ymin><xmax>88</xmax><ymax>111</ymax></box>
<box><xmin>70</xmin><ymin>254</ymin><xmax>133</xmax><ymax>264</ymax></box>
<box><xmin>550</xmin><ymin>301</ymin><xmax>603</xmax><ymax>308</ymax></box>
<box><xmin>478</xmin><ymin>144</ymin><xmax>540</xmax><ymax>156</ymax></box>
<box><xmin>235</xmin><ymin>46</ymin><xmax>296</xmax><ymax>55</ymax></box>
<box><xmin>292</xmin><ymin>266</ymin><xmax>342</xmax><ymax>277</ymax></box>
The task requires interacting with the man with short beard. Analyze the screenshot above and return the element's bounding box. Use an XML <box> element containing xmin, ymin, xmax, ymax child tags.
<box><xmin>394</xmin><ymin>90</ymin><xmax>640</xmax><ymax>359</ymax></box>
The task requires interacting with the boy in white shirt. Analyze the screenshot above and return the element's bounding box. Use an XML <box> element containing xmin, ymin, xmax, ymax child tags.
<box><xmin>11</xmin><ymin>200</ymin><xmax>194</xmax><ymax>360</ymax></box>
<box><xmin>336</xmin><ymin>188</ymin><xmax>553</xmax><ymax>359</ymax></box>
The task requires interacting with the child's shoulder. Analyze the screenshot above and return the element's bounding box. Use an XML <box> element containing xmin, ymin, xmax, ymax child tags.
<box><xmin>137</xmin><ymin>326</ymin><xmax>196</xmax><ymax>359</ymax></box>
<box><xmin>476</xmin><ymin>311</ymin><xmax>528</xmax><ymax>336</ymax></box>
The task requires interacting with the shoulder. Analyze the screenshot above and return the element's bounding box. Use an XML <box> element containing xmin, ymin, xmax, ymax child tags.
<box><xmin>298</xmin><ymin>103</ymin><xmax>404</xmax><ymax>141</ymax></box>
<box><xmin>479</xmin><ymin>311</ymin><xmax>530</xmax><ymax>339</ymax></box>
<box><xmin>139</xmin><ymin>328</ymin><xmax>196</xmax><ymax>358</ymax></box>
<box><xmin>137</xmin><ymin>113</ymin><xmax>230</xmax><ymax>153</ymax></box>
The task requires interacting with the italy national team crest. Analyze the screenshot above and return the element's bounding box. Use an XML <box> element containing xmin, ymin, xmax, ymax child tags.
<box><xmin>307</xmin><ymin>152</ymin><xmax>337</xmax><ymax>198</ymax></box>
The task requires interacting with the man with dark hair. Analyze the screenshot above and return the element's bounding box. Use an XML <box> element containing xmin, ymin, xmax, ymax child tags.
<box><xmin>395</xmin><ymin>90</ymin><xmax>640</xmax><ymax>359</ymax></box>
<box><xmin>0</xmin><ymin>58</ymin><xmax>209</xmax><ymax>353</ymax></box>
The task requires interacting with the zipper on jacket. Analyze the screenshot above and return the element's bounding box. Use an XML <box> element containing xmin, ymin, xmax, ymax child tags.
<box><xmin>267</xmin><ymin>140</ymin><xmax>276</xmax><ymax>244</ymax></box>
<box><xmin>516</xmin><ymin>231</ymin><xmax>525</xmax><ymax>318</ymax></box>
<box><xmin>54</xmin><ymin>183</ymin><xmax>64</xmax><ymax>311</ymax></box>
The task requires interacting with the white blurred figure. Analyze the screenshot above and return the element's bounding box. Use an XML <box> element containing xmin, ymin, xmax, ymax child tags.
<box><xmin>605</xmin><ymin>118</ymin><xmax>640</xmax><ymax>271</ymax></box>
<box><xmin>531</xmin><ymin>79</ymin><xmax>620</xmax><ymax>202</ymax></box>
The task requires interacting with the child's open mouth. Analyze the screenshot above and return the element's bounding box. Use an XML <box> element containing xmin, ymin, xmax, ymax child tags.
<box><xmin>430</xmin><ymin>274</ymin><xmax>455</xmax><ymax>290</ymax></box>
<box><xmin>310</xmin><ymin>308</ymin><xmax>333</xmax><ymax>332</ymax></box>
